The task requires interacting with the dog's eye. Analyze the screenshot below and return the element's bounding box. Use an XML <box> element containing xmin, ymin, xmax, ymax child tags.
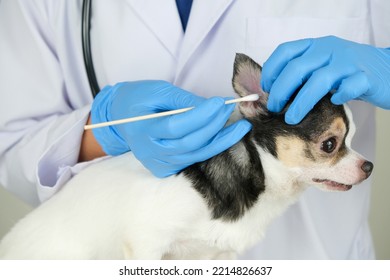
<box><xmin>321</xmin><ymin>137</ymin><xmax>337</xmax><ymax>154</ymax></box>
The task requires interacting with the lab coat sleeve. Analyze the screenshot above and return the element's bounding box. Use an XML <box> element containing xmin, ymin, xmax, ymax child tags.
<box><xmin>0</xmin><ymin>0</ymin><xmax>96</xmax><ymax>206</ymax></box>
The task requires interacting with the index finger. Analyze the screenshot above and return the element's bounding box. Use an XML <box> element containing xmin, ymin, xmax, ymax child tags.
<box><xmin>262</xmin><ymin>39</ymin><xmax>312</xmax><ymax>107</ymax></box>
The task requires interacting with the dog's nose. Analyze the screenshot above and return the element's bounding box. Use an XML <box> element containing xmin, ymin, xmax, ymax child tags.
<box><xmin>361</xmin><ymin>161</ymin><xmax>374</xmax><ymax>177</ymax></box>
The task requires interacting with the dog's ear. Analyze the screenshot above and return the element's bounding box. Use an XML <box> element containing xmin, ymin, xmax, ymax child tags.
<box><xmin>232</xmin><ymin>53</ymin><xmax>268</xmax><ymax>118</ymax></box>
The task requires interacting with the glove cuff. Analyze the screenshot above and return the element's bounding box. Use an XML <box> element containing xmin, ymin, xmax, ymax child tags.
<box><xmin>90</xmin><ymin>85</ymin><xmax>130</xmax><ymax>156</ymax></box>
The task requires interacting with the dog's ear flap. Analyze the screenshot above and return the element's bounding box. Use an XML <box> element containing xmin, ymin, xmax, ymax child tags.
<box><xmin>232</xmin><ymin>53</ymin><xmax>269</xmax><ymax>118</ymax></box>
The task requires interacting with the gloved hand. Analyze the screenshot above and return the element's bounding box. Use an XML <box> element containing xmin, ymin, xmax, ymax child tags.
<box><xmin>91</xmin><ymin>80</ymin><xmax>252</xmax><ymax>177</ymax></box>
<box><xmin>261</xmin><ymin>36</ymin><xmax>390</xmax><ymax>124</ymax></box>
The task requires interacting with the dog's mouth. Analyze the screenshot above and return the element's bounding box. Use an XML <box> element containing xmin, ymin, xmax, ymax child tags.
<box><xmin>312</xmin><ymin>178</ymin><xmax>352</xmax><ymax>191</ymax></box>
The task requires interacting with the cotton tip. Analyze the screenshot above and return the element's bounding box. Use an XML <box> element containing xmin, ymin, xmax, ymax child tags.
<box><xmin>241</xmin><ymin>94</ymin><xmax>260</xmax><ymax>102</ymax></box>
<box><xmin>225</xmin><ymin>94</ymin><xmax>260</xmax><ymax>105</ymax></box>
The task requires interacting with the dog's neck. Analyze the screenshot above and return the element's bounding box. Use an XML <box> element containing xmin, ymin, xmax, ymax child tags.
<box><xmin>182</xmin><ymin>133</ymin><xmax>266</xmax><ymax>222</ymax></box>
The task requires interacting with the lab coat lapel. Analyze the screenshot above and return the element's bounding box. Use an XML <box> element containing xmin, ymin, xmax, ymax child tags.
<box><xmin>176</xmin><ymin>0</ymin><xmax>235</xmax><ymax>76</ymax></box>
<box><xmin>127</xmin><ymin>0</ymin><xmax>183</xmax><ymax>59</ymax></box>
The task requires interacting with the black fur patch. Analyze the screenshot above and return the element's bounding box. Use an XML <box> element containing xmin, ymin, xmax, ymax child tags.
<box><xmin>182</xmin><ymin>134</ymin><xmax>265</xmax><ymax>222</ymax></box>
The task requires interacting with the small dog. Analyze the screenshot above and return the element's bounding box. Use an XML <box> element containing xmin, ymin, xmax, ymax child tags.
<box><xmin>0</xmin><ymin>54</ymin><xmax>373</xmax><ymax>259</ymax></box>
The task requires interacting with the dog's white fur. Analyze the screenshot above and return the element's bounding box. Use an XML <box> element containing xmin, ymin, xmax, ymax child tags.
<box><xmin>0</xmin><ymin>142</ymin><xmax>306</xmax><ymax>259</ymax></box>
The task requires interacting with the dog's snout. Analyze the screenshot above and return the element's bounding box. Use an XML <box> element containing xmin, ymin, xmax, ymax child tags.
<box><xmin>361</xmin><ymin>161</ymin><xmax>374</xmax><ymax>177</ymax></box>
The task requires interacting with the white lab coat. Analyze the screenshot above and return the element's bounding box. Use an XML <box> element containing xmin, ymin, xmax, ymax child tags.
<box><xmin>1</xmin><ymin>0</ymin><xmax>390</xmax><ymax>259</ymax></box>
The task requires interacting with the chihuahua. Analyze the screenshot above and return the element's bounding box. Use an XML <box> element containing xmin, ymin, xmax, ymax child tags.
<box><xmin>0</xmin><ymin>53</ymin><xmax>373</xmax><ymax>259</ymax></box>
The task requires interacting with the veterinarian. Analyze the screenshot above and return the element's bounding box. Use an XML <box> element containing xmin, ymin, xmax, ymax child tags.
<box><xmin>0</xmin><ymin>0</ymin><xmax>389</xmax><ymax>259</ymax></box>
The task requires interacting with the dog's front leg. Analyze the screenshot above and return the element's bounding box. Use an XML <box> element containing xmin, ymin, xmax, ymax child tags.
<box><xmin>122</xmin><ymin>241</ymin><xmax>169</xmax><ymax>260</ymax></box>
<box><xmin>212</xmin><ymin>251</ymin><xmax>237</xmax><ymax>260</ymax></box>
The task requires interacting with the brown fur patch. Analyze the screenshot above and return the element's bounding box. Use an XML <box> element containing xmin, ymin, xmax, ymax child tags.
<box><xmin>276</xmin><ymin>136</ymin><xmax>314</xmax><ymax>168</ymax></box>
<box><xmin>276</xmin><ymin>117</ymin><xmax>348</xmax><ymax>168</ymax></box>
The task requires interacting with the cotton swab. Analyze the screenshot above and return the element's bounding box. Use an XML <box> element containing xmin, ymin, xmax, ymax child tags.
<box><xmin>84</xmin><ymin>94</ymin><xmax>260</xmax><ymax>130</ymax></box>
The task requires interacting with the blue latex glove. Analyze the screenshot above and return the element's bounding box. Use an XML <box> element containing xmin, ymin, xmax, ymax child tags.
<box><xmin>91</xmin><ymin>80</ymin><xmax>252</xmax><ymax>177</ymax></box>
<box><xmin>262</xmin><ymin>36</ymin><xmax>390</xmax><ymax>124</ymax></box>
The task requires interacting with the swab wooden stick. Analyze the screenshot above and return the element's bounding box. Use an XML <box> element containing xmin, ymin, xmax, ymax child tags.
<box><xmin>84</xmin><ymin>94</ymin><xmax>259</xmax><ymax>130</ymax></box>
